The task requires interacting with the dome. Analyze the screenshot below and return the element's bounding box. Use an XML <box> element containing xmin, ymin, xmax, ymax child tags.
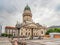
<box><xmin>24</xmin><ymin>5</ymin><xmax>31</xmax><ymax>11</ymax></box>
<box><xmin>23</xmin><ymin>5</ymin><xmax>32</xmax><ymax>17</ymax></box>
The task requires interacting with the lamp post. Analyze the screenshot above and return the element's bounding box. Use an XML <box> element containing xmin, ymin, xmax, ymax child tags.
<box><xmin>15</xmin><ymin>22</ymin><xmax>21</xmax><ymax>40</ymax></box>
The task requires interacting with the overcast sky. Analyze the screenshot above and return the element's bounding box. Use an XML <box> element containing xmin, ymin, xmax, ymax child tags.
<box><xmin>0</xmin><ymin>0</ymin><xmax>60</xmax><ymax>32</ymax></box>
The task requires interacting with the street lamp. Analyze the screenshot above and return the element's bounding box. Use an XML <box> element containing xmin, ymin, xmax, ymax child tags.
<box><xmin>15</xmin><ymin>22</ymin><xmax>21</xmax><ymax>40</ymax></box>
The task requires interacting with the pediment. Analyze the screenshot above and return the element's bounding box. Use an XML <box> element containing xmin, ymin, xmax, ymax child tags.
<box><xmin>26</xmin><ymin>23</ymin><xmax>38</xmax><ymax>28</ymax></box>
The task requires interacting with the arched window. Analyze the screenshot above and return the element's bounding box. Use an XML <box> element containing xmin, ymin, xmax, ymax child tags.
<box><xmin>21</xmin><ymin>32</ymin><xmax>23</xmax><ymax>35</ymax></box>
<box><xmin>41</xmin><ymin>31</ymin><xmax>43</xmax><ymax>34</ymax></box>
<box><xmin>26</xmin><ymin>32</ymin><xmax>27</xmax><ymax>35</ymax></box>
<box><xmin>28</xmin><ymin>32</ymin><xmax>30</xmax><ymax>35</ymax></box>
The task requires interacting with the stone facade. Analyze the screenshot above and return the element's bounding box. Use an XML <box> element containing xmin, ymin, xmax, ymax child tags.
<box><xmin>5</xmin><ymin>5</ymin><xmax>47</xmax><ymax>38</ymax></box>
<box><xmin>19</xmin><ymin>5</ymin><xmax>47</xmax><ymax>37</ymax></box>
<box><xmin>5</xmin><ymin>26</ymin><xmax>18</xmax><ymax>37</ymax></box>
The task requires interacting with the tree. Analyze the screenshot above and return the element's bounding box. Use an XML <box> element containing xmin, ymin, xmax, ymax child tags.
<box><xmin>46</xmin><ymin>28</ymin><xmax>60</xmax><ymax>35</ymax></box>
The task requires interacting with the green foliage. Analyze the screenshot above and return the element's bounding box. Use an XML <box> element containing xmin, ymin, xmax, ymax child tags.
<box><xmin>1</xmin><ymin>33</ymin><xmax>13</xmax><ymax>37</ymax></box>
<box><xmin>8</xmin><ymin>34</ymin><xmax>13</xmax><ymax>38</ymax></box>
<box><xmin>46</xmin><ymin>28</ymin><xmax>60</xmax><ymax>35</ymax></box>
<box><xmin>1</xmin><ymin>33</ymin><xmax>7</xmax><ymax>37</ymax></box>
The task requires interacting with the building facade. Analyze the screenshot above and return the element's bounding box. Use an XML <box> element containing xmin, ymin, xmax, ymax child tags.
<box><xmin>5</xmin><ymin>5</ymin><xmax>47</xmax><ymax>38</ymax></box>
<box><xmin>5</xmin><ymin>26</ymin><xmax>18</xmax><ymax>37</ymax></box>
<box><xmin>19</xmin><ymin>5</ymin><xmax>47</xmax><ymax>37</ymax></box>
<box><xmin>49</xmin><ymin>33</ymin><xmax>60</xmax><ymax>38</ymax></box>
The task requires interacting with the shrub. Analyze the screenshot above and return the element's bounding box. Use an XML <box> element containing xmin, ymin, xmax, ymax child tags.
<box><xmin>1</xmin><ymin>33</ymin><xmax>7</xmax><ymax>37</ymax></box>
<box><xmin>1</xmin><ymin>33</ymin><xmax>13</xmax><ymax>37</ymax></box>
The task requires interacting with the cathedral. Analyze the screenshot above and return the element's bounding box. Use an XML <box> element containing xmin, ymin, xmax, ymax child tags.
<box><xmin>19</xmin><ymin>5</ymin><xmax>47</xmax><ymax>38</ymax></box>
<box><xmin>5</xmin><ymin>5</ymin><xmax>47</xmax><ymax>38</ymax></box>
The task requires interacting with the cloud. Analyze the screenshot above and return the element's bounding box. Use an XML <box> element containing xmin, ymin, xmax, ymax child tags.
<box><xmin>0</xmin><ymin>0</ymin><xmax>60</xmax><ymax>32</ymax></box>
<box><xmin>55</xmin><ymin>4</ymin><xmax>60</xmax><ymax>12</ymax></box>
<box><xmin>31</xmin><ymin>0</ymin><xmax>60</xmax><ymax>26</ymax></box>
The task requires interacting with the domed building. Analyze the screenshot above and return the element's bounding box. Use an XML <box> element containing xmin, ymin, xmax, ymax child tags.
<box><xmin>19</xmin><ymin>5</ymin><xmax>47</xmax><ymax>39</ymax></box>
<box><xmin>5</xmin><ymin>5</ymin><xmax>47</xmax><ymax>39</ymax></box>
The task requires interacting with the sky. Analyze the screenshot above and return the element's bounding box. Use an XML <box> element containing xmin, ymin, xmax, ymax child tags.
<box><xmin>0</xmin><ymin>0</ymin><xmax>60</xmax><ymax>32</ymax></box>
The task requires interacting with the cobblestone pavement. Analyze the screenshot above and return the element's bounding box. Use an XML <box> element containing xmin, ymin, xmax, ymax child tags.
<box><xmin>12</xmin><ymin>38</ymin><xmax>60</xmax><ymax>45</ymax></box>
<box><xmin>0</xmin><ymin>37</ymin><xmax>12</xmax><ymax>45</ymax></box>
<box><xmin>0</xmin><ymin>37</ymin><xmax>60</xmax><ymax>45</ymax></box>
<box><xmin>24</xmin><ymin>39</ymin><xmax>60</xmax><ymax>45</ymax></box>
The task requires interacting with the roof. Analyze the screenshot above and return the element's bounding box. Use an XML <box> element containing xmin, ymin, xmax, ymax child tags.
<box><xmin>24</xmin><ymin>5</ymin><xmax>31</xmax><ymax>11</ymax></box>
<box><xmin>21</xmin><ymin>22</ymin><xmax>43</xmax><ymax>29</ymax></box>
<box><xmin>5</xmin><ymin>26</ymin><xmax>16</xmax><ymax>29</ymax></box>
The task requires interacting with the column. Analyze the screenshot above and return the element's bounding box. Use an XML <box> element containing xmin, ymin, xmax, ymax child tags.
<box><xmin>30</xmin><ymin>28</ymin><xmax>33</xmax><ymax>39</ymax></box>
<box><xmin>12</xmin><ymin>29</ymin><xmax>13</xmax><ymax>36</ymax></box>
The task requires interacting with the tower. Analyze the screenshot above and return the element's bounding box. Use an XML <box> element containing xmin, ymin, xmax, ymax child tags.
<box><xmin>23</xmin><ymin>5</ymin><xmax>32</xmax><ymax>23</ymax></box>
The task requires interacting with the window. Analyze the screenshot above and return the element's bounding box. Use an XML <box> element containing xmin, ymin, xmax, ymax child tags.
<box><xmin>26</xmin><ymin>29</ymin><xmax>27</xmax><ymax>31</ymax></box>
<box><xmin>41</xmin><ymin>31</ymin><xmax>43</xmax><ymax>34</ymax></box>
<box><xmin>26</xmin><ymin>32</ymin><xmax>27</xmax><ymax>35</ymax></box>
<box><xmin>21</xmin><ymin>32</ymin><xmax>23</xmax><ymax>35</ymax></box>
<box><xmin>28</xmin><ymin>32</ymin><xmax>30</xmax><ymax>35</ymax></box>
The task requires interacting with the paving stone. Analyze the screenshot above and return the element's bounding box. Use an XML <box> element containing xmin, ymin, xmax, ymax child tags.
<box><xmin>0</xmin><ymin>37</ymin><xmax>12</xmax><ymax>45</ymax></box>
